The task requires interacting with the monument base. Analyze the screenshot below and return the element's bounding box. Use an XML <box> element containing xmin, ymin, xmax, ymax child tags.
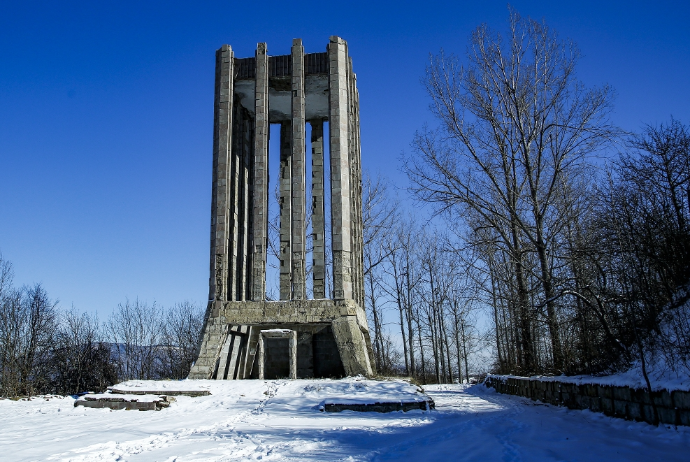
<box><xmin>188</xmin><ymin>299</ymin><xmax>375</xmax><ymax>380</ymax></box>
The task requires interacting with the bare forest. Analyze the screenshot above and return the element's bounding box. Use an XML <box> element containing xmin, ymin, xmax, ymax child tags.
<box><xmin>0</xmin><ymin>255</ymin><xmax>203</xmax><ymax>397</ymax></box>
<box><xmin>396</xmin><ymin>10</ymin><xmax>690</xmax><ymax>383</ymax></box>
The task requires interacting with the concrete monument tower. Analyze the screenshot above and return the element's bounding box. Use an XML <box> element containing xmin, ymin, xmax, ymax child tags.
<box><xmin>189</xmin><ymin>37</ymin><xmax>374</xmax><ymax>380</ymax></box>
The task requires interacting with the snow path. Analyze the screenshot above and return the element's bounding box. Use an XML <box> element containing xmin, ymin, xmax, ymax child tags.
<box><xmin>0</xmin><ymin>380</ymin><xmax>687</xmax><ymax>461</ymax></box>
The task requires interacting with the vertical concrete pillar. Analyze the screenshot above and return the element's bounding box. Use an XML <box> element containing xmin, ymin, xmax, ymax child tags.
<box><xmin>209</xmin><ymin>44</ymin><xmax>234</xmax><ymax>302</ymax></box>
<box><xmin>237</xmin><ymin>115</ymin><xmax>252</xmax><ymax>301</ymax></box>
<box><xmin>310</xmin><ymin>120</ymin><xmax>326</xmax><ymax>299</ymax></box>
<box><xmin>228</xmin><ymin>101</ymin><xmax>242</xmax><ymax>301</ymax></box>
<box><xmin>252</xmin><ymin>43</ymin><xmax>269</xmax><ymax>301</ymax></box>
<box><xmin>279</xmin><ymin>122</ymin><xmax>292</xmax><ymax>300</ymax></box>
<box><xmin>258</xmin><ymin>333</ymin><xmax>265</xmax><ymax>380</ymax></box>
<box><xmin>346</xmin><ymin>58</ymin><xmax>359</xmax><ymax>308</ymax></box>
<box><xmin>350</xmin><ymin>64</ymin><xmax>365</xmax><ymax>309</ymax></box>
<box><xmin>289</xmin><ymin>330</ymin><xmax>298</xmax><ymax>379</ymax></box>
<box><xmin>291</xmin><ymin>39</ymin><xmax>307</xmax><ymax>300</ymax></box>
<box><xmin>328</xmin><ymin>36</ymin><xmax>353</xmax><ymax>300</ymax></box>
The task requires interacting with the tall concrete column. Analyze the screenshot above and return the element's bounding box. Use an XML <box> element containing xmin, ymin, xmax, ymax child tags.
<box><xmin>209</xmin><ymin>44</ymin><xmax>234</xmax><ymax>302</ymax></box>
<box><xmin>237</xmin><ymin>115</ymin><xmax>252</xmax><ymax>301</ymax></box>
<box><xmin>355</xmin><ymin>87</ymin><xmax>365</xmax><ymax>309</ymax></box>
<box><xmin>310</xmin><ymin>120</ymin><xmax>326</xmax><ymax>299</ymax></box>
<box><xmin>279</xmin><ymin>122</ymin><xmax>292</xmax><ymax>300</ymax></box>
<box><xmin>228</xmin><ymin>100</ymin><xmax>242</xmax><ymax>301</ymax></box>
<box><xmin>257</xmin><ymin>334</ymin><xmax>265</xmax><ymax>380</ymax></box>
<box><xmin>350</xmin><ymin>64</ymin><xmax>365</xmax><ymax>310</ymax></box>
<box><xmin>346</xmin><ymin>58</ymin><xmax>359</xmax><ymax>308</ymax></box>
<box><xmin>251</xmin><ymin>43</ymin><xmax>269</xmax><ymax>301</ymax></box>
<box><xmin>291</xmin><ymin>39</ymin><xmax>306</xmax><ymax>300</ymax></box>
<box><xmin>289</xmin><ymin>330</ymin><xmax>298</xmax><ymax>379</ymax></box>
<box><xmin>328</xmin><ymin>36</ymin><xmax>353</xmax><ymax>301</ymax></box>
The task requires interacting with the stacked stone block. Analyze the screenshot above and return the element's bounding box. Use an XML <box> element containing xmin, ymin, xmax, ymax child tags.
<box><xmin>485</xmin><ymin>375</ymin><xmax>690</xmax><ymax>426</ymax></box>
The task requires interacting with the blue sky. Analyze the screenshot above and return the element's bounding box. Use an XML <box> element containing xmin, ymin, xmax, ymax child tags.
<box><xmin>1</xmin><ymin>1</ymin><xmax>688</xmax><ymax>316</ymax></box>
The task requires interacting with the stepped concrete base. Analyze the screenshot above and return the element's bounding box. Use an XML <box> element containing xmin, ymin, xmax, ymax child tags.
<box><xmin>74</xmin><ymin>394</ymin><xmax>175</xmax><ymax>411</ymax></box>
<box><xmin>322</xmin><ymin>399</ymin><xmax>435</xmax><ymax>413</ymax></box>
<box><xmin>109</xmin><ymin>387</ymin><xmax>210</xmax><ymax>397</ymax></box>
<box><xmin>189</xmin><ymin>299</ymin><xmax>374</xmax><ymax>380</ymax></box>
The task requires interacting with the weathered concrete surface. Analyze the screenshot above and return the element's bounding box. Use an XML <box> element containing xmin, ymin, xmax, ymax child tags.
<box><xmin>279</xmin><ymin>121</ymin><xmax>292</xmax><ymax>300</ymax></box>
<box><xmin>251</xmin><ymin>42</ymin><xmax>269</xmax><ymax>301</ymax></box>
<box><xmin>216</xmin><ymin>299</ymin><xmax>368</xmax><ymax>325</ymax></box>
<box><xmin>310</xmin><ymin>120</ymin><xmax>326</xmax><ymax>299</ymax></box>
<box><xmin>328</xmin><ymin>36</ymin><xmax>353</xmax><ymax>301</ymax></box>
<box><xmin>332</xmin><ymin>315</ymin><xmax>373</xmax><ymax>377</ymax></box>
<box><xmin>189</xmin><ymin>299</ymin><xmax>372</xmax><ymax>380</ymax></box>
<box><xmin>291</xmin><ymin>38</ymin><xmax>306</xmax><ymax>300</ymax></box>
<box><xmin>209</xmin><ymin>44</ymin><xmax>234</xmax><ymax>303</ymax></box>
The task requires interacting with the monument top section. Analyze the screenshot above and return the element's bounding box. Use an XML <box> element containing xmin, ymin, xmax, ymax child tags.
<box><xmin>229</xmin><ymin>37</ymin><xmax>351</xmax><ymax>124</ymax></box>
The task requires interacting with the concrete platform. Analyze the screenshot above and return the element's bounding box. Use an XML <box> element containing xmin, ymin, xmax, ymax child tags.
<box><xmin>107</xmin><ymin>380</ymin><xmax>212</xmax><ymax>397</ymax></box>
<box><xmin>322</xmin><ymin>399</ymin><xmax>435</xmax><ymax>413</ymax></box>
<box><xmin>74</xmin><ymin>394</ymin><xmax>175</xmax><ymax>411</ymax></box>
<box><xmin>109</xmin><ymin>387</ymin><xmax>210</xmax><ymax>397</ymax></box>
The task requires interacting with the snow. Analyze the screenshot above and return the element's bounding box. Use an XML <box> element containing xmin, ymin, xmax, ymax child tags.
<box><xmin>490</xmin><ymin>360</ymin><xmax>690</xmax><ymax>391</ymax></box>
<box><xmin>0</xmin><ymin>379</ymin><xmax>688</xmax><ymax>461</ymax></box>
<box><xmin>78</xmin><ymin>393</ymin><xmax>163</xmax><ymax>403</ymax></box>
<box><xmin>112</xmin><ymin>380</ymin><xmax>212</xmax><ymax>393</ymax></box>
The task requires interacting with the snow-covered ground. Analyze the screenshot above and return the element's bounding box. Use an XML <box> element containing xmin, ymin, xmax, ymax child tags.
<box><xmin>491</xmin><ymin>360</ymin><xmax>690</xmax><ymax>391</ymax></box>
<box><xmin>1</xmin><ymin>378</ymin><xmax>688</xmax><ymax>461</ymax></box>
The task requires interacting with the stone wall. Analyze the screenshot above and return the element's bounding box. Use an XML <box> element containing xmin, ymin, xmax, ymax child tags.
<box><xmin>484</xmin><ymin>375</ymin><xmax>690</xmax><ymax>426</ymax></box>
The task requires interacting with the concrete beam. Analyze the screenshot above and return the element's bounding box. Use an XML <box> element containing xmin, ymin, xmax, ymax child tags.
<box><xmin>217</xmin><ymin>298</ymin><xmax>368</xmax><ymax>327</ymax></box>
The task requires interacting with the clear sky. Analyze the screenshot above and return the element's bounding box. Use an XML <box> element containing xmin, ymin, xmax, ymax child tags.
<box><xmin>1</xmin><ymin>0</ymin><xmax>688</xmax><ymax>317</ymax></box>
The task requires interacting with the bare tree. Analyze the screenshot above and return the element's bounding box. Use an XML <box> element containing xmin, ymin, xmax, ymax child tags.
<box><xmin>107</xmin><ymin>299</ymin><xmax>163</xmax><ymax>381</ymax></box>
<box><xmin>159</xmin><ymin>301</ymin><xmax>204</xmax><ymax>379</ymax></box>
<box><xmin>405</xmin><ymin>9</ymin><xmax>618</xmax><ymax>373</ymax></box>
<box><xmin>50</xmin><ymin>308</ymin><xmax>115</xmax><ymax>394</ymax></box>
<box><xmin>384</xmin><ymin>216</ymin><xmax>422</xmax><ymax>377</ymax></box>
<box><xmin>362</xmin><ymin>173</ymin><xmax>399</xmax><ymax>372</ymax></box>
<box><xmin>0</xmin><ymin>268</ymin><xmax>57</xmax><ymax>397</ymax></box>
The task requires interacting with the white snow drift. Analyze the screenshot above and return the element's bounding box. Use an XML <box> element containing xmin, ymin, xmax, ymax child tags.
<box><xmin>0</xmin><ymin>377</ymin><xmax>688</xmax><ymax>461</ymax></box>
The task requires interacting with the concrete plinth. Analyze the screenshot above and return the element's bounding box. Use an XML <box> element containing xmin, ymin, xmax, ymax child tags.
<box><xmin>189</xmin><ymin>298</ymin><xmax>373</xmax><ymax>379</ymax></box>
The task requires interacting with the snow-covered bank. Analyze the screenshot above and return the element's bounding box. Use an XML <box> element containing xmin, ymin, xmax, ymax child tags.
<box><xmin>1</xmin><ymin>379</ymin><xmax>688</xmax><ymax>461</ymax></box>
<box><xmin>489</xmin><ymin>361</ymin><xmax>690</xmax><ymax>392</ymax></box>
